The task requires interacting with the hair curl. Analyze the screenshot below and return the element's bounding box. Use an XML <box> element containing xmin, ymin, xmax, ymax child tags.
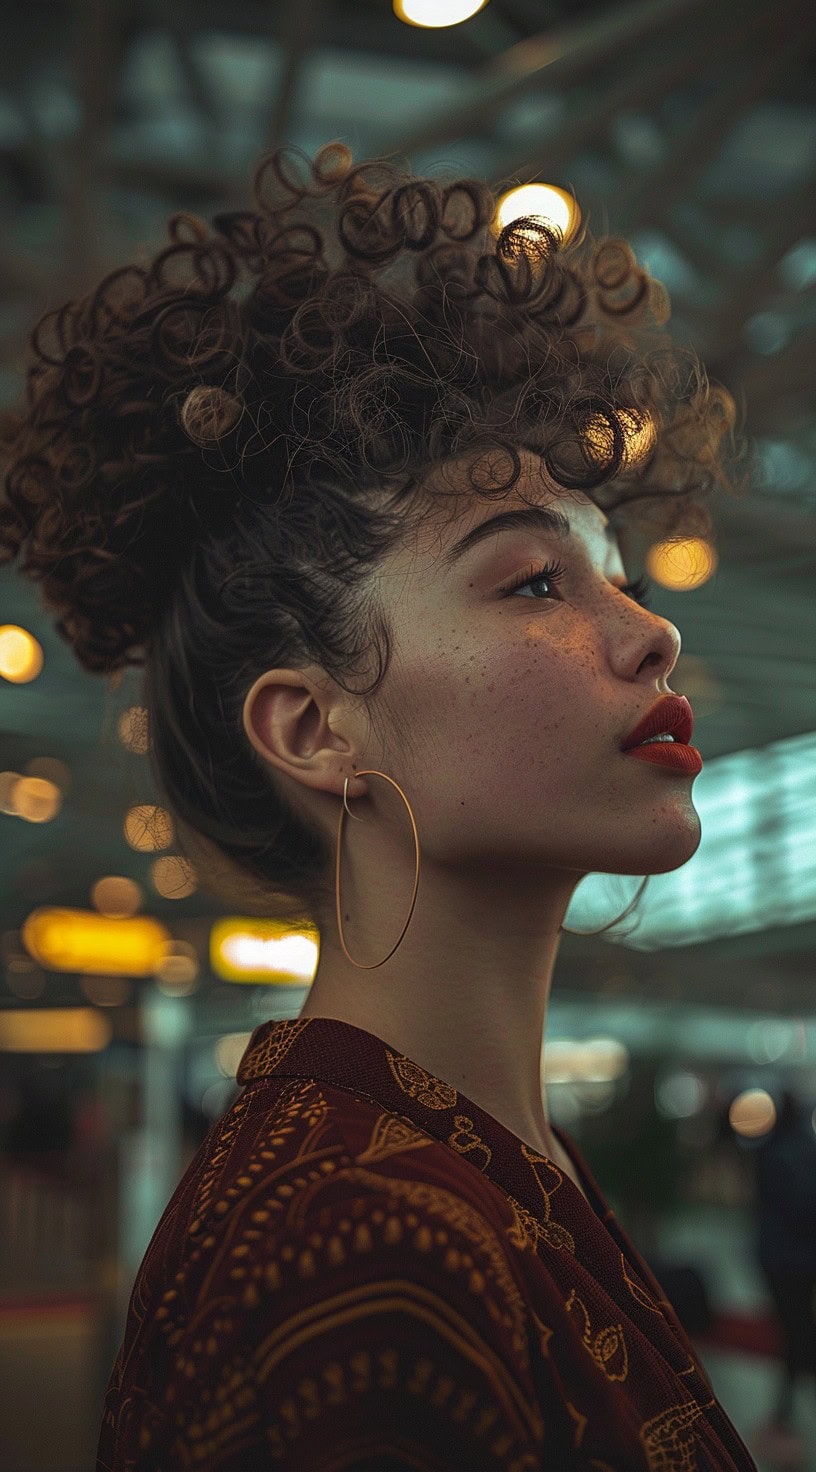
<box><xmin>0</xmin><ymin>142</ymin><xmax>751</xmax><ymax>928</ymax></box>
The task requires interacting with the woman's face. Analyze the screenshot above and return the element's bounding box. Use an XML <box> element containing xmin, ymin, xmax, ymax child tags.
<box><xmin>375</xmin><ymin>453</ymin><xmax>702</xmax><ymax>884</ymax></box>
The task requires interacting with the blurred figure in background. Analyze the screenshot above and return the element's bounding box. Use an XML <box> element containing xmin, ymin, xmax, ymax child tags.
<box><xmin>750</xmin><ymin>1087</ymin><xmax>816</xmax><ymax>1467</ymax></box>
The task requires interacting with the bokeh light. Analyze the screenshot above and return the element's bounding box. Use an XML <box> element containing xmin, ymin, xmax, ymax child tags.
<box><xmin>124</xmin><ymin>804</ymin><xmax>174</xmax><ymax>852</ymax></box>
<box><xmin>149</xmin><ymin>855</ymin><xmax>197</xmax><ymax>899</ymax></box>
<box><xmin>729</xmin><ymin>1087</ymin><xmax>777</xmax><ymax>1138</ymax></box>
<box><xmin>394</xmin><ymin>0</ymin><xmax>488</xmax><ymax>27</ymax></box>
<box><xmin>117</xmin><ymin>705</ymin><xmax>150</xmax><ymax>754</ymax></box>
<box><xmin>646</xmin><ymin>537</ymin><xmax>718</xmax><ymax>592</ymax></box>
<box><xmin>0</xmin><ymin>625</ymin><xmax>43</xmax><ymax>683</ymax></box>
<box><xmin>494</xmin><ymin>182</ymin><xmax>579</xmax><ymax>245</ymax></box>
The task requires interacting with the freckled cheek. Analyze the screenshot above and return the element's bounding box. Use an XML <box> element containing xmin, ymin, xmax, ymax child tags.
<box><xmin>410</xmin><ymin>639</ymin><xmax>584</xmax><ymax>740</ymax></box>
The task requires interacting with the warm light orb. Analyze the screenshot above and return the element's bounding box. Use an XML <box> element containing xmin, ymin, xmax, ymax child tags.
<box><xmin>211</xmin><ymin>917</ymin><xmax>320</xmax><ymax>985</ymax></box>
<box><xmin>150</xmin><ymin>855</ymin><xmax>197</xmax><ymax>899</ymax></box>
<box><xmin>646</xmin><ymin>537</ymin><xmax>717</xmax><ymax>592</ymax></box>
<box><xmin>729</xmin><ymin>1087</ymin><xmax>777</xmax><ymax>1139</ymax></box>
<box><xmin>494</xmin><ymin>182</ymin><xmax>578</xmax><ymax>245</ymax></box>
<box><xmin>0</xmin><ymin>625</ymin><xmax>43</xmax><ymax>683</ymax></box>
<box><xmin>394</xmin><ymin>0</ymin><xmax>488</xmax><ymax>27</ymax></box>
<box><xmin>117</xmin><ymin>704</ymin><xmax>149</xmax><ymax>754</ymax></box>
<box><xmin>124</xmin><ymin>803</ymin><xmax>174</xmax><ymax>852</ymax></box>
<box><xmin>11</xmin><ymin>776</ymin><xmax>62</xmax><ymax>823</ymax></box>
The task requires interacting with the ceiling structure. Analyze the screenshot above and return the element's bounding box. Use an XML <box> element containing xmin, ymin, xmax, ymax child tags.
<box><xmin>0</xmin><ymin>0</ymin><xmax>815</xmax><ymax>1018</ymax></box>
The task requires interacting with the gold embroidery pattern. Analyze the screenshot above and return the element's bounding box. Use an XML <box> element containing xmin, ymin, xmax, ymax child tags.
<box><xmin>236</xmin><ymin>1017</ymin><xmax>312</xmax><ymax>1083</ymax></box>
<box><xmin>621</xmin><ymin>1252</ymin><xmax>670</xmax><ymax>1314</ymax></box>
<box><xmin>447</xmin><ymin>1114</ymin><xmax>493</xmax><ymax>1170</ymax></box>
<box><xmin>251</xmin><ymin>1276</ymin><xmax>544</xmax><ymax>1458</ymax></box>
<box><xmin>319</xmin><ymin>1165</ymin><xmax>532</xmax><ymax>1367</ymax></box>
<box><xmin>565</xmin><ymin>1288</ymin><xmax>629</xmax><ymax>1383</ymax></box>
<box><xmin>505</xmin><ymin>1193</ymin><xmax>576</xmax><ymax>1256</ymax></box>
<box><xmin>639</xmin><ymin>1398</ymin><xmax>706</xmax><ymax>1472</ymax></box>
<box><xmin>103</xmin><ymin>1022</ymin><xmax>744</xmax><ymax>1472</ymax></box>
<box><xmin>496</xmin><ymin>1144</ymin><xmax>580</xmax><ymax>1260</ymax></box>
<box><xmin>160</xmin><ymin>1084</ymin><xmax>344</xmax><ymax>1354</ymax></box>
<box><xmin>356</xmin><ymin>1112</ymin><xmax>438</xmax><ymax>1166</ymax></box>
<box><xmin>188</xmin><ymin>1088</ymin><xmax>255</xmax><ymax>1236</ymax></box>
<box><xmin>385</xmin><ymin>1049</ymin><xmax>458</xmax><ymax>1110</ymax></box>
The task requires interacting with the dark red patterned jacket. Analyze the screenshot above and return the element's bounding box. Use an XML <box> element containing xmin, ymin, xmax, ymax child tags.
<box><xmin>96</xmin><ymin>1015</ymin><xmax>757</xmax><ymax>1470</ymax></box>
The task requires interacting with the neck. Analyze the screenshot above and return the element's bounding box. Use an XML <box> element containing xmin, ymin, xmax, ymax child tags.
<box><xmin>300</xmin><ymin>851</ymin><xmax>584</xmax><ymax>1160</ymax></box>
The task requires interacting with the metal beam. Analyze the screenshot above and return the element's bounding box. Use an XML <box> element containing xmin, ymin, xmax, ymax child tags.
<box><xmin>614</xmin><ymin>0</ymin><xmax>816</xmax><ymax>234</ymax></box>
<box><xmin>373</xmin><ymin>0</ymin><xmax>722</xmax><ymax>160</ymax></box>
<box><xmin>65</xmin><ymin>0</ymin><xmax>129</xmax><ymax>293</ymax></box>
<box><xmin>488</xmin><ymin>0</ymin><xmax>763</xmax><ymax>190</ymax></box>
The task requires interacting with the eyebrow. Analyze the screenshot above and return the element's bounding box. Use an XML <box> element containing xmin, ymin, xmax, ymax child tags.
<box><xmin>438</xmin><ymin>504</ymin><xmax>615</xmax><ymax>571</ymax></box>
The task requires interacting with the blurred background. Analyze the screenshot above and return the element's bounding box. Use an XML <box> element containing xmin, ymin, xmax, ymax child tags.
<box><xmin>0</xmin><ymin>0</ymin><xmax>815</xmax><ymax>1468</ymax></box>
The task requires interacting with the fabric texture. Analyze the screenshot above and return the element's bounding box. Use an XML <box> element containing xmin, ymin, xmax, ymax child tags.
<box><xmin>96</xmin><ymin>1015</ymin><xmax>758</xmax><ymax>1471</ymax></box>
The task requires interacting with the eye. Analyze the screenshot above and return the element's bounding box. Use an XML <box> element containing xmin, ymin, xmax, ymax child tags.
<box><xmin>500</xmin><ymin>559</ymin><xmax>568</xmax><ymax>599</ymax></box>
<box><xmin>500</xmin><ymin>560</ymin><xmax>652</xmax><ymax>607</ymax></box>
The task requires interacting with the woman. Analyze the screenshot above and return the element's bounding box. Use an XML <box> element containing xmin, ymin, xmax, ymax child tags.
<box><xmin>0</xmin><ymin>143</ymin><xmax>756</xmax><ymax>1469</ymax></box>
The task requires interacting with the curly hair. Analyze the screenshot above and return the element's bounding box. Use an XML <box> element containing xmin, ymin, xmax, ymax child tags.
<box><xmin>0</xmin><ymin>141</ymin><xmax>750</xmax><ymax>929</ymax></box>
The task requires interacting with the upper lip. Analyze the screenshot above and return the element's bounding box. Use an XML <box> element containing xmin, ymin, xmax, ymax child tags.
<box><xmin>621</xmin><ymin>694</ymin><xmax>694</xmax><ymax>750</ymax></box>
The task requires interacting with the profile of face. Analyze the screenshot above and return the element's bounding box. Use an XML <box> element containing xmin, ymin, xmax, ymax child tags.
<box><xmin>375</xmin><ymin>452</ymin><xmax>702</xmax><ymax>887</ymax></box>
<box><xmin>244</xmin><ymin>450</ymin><xmax>703</xmax><ymax>910</ymax></box>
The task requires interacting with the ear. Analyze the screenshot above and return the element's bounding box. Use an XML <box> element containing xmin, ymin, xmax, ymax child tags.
<box><xmin>241</xmin><ymin>668</ymin><xmax>369</xmax><ymax>801</ymax></box>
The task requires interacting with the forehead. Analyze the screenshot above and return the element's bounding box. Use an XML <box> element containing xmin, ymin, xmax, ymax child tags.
<box><xmin>412</xmin><ymin>451</ymin><xmax>619</xmax><ymax>565</ymax></box>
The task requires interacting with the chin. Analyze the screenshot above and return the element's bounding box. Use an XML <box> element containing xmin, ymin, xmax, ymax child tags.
<box><xmin>643</xmin><ymin>820</ymin><xmax>703</xmax><ymax>874</ymax></box>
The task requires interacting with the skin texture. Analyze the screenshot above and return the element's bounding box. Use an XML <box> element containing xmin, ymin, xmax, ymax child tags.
<box><xmin>242</xmin><ymin>452</ymin><xmax>702</xmax><ymax>1178</ymax></box>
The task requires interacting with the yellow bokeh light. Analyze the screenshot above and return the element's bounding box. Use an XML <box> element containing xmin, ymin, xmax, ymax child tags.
<box><xmin>117</xmin><ymin>705</ymin><xmax>149</xmax><ymax>754</ymax></box>
<box><xmin>124</xmin><ymin>803</ymin><xmax>174</xmax><ymax>852</ymax></box>
<box><xmin>729</xmin><ymin>1088</ymin><xmax>777</xmax><ymax>1139</ymax></box>
<box><xmin>0</xmin><ymin>625</ymin><xmax>44</xmax><ymax>683</ymax></box>
<box><xmin>150</xmin><ymin>855</ymin><xmax>197</xmax><ymax>899</ymax></box>
<box><xmin>0</xmin><ymin>1007</ymin><xmax>113</xmax><ymax>1054</ymax></box>
<box><xmin>211</xmin><ymin>917</ymin><xmax>320</xmax><ymax>985</ymax></box>
<box><xmin>22</xmin><ymin>906</ymin><xmax>171</xmax><ymax>976</ymax></box>
<box><xmin>494</xmin><ymin>183</ymin><xmax>579</xmax><ymax>246</ymax></box>
<box><xmin>394</xmin><ymin>0</ymin><xmax>488</xmax><ymax>27</ymax></box>
<box><xmin>11</xmin><ymin>776</ymin><xmax>62</xmax><ymax>823</ymax></box>
<box><xmin>646</xmin><ymin>538</ymin><xmax>718</xmax><ymax>592</ymax></box>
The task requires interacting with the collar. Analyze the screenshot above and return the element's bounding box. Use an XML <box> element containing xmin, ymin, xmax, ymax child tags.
<box><xmin>237</xmin><ymin>1013</ymin><xmax>611</xmax><ymax>1235</ymax></box>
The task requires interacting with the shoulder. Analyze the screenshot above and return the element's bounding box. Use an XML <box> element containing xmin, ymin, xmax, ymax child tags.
<box><xmin>145</xmin><ymin>1081</ymin><xmax>552</xmax><ymax>1469</ymax></box>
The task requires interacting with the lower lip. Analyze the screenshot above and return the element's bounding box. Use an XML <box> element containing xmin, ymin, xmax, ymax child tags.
<box><xmin>623</xmin><ymin>742</ymin><xmax>703</xmax><ymax>774</ymax></box>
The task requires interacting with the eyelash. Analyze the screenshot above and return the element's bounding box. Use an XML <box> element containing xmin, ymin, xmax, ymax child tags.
<box><xmin>500</xmin><ymin>558</ymin><xmax>652</xmax><ymax>608</ymax></box>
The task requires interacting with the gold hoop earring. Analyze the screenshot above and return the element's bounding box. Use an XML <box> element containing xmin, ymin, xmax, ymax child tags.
<box><xmin>560</xmin><ymin>874</ymin><xmax>649</xmax><ymax>935</ymax></box>
<box><xmin>336</xmin><ymin>770</ymin><xmax>421</xmax><ymax>969</ymax></box>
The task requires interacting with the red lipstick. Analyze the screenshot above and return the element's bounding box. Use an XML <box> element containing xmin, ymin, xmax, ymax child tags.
<box><xmin>621</xmin><ymin>693</ymin><xmax>703</xmax><ymax>774</ymax></box>
<box><xmin>624</xmin><ymin>740</ymin><xmax>703</xmax><ymax>773</ymax></box>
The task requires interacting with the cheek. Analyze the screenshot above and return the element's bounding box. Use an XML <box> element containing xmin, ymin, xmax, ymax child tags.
<box><xmin>400</xmin><ymin>621</ymin><xmax>597</xmax><ymax>773</ymax></box>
